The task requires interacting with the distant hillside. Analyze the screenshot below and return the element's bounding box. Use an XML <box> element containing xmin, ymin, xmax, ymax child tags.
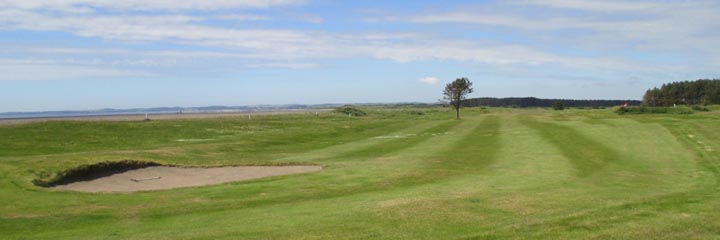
<box><xmin>0</xmin><ymin>105</ymin><xmax>316</xmax><ymax>119</ymax></box>
<box><xmin>0</xmin><ymin>102</ymin><xmax>432</xmax><ymax>119</ymax></box>
<box><xmin>462</xmin><ymin>97</ymin><xmax>641</xmax><ymax>108</ymax></box>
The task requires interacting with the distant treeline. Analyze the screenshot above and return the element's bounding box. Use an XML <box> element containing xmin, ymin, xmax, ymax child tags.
<box><xmin>643</xmin><ymin>79</ymin><xmax>720</xmax><ymax>106</ymax></box>
<box><xmin>462</xmin><ymin>97</ymin><xmax>640</xmax><ymax>108</ymax></box>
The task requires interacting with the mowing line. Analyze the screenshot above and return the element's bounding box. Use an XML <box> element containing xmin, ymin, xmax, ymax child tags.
<box><xmin>274</xmin><ymin>120</ymin><xmax>454</xmax><ymax>163</ymax></box>
<box><xmin>519</xmin><ymin>117</ymin><xmax>620</xmax><ymax>177</ymax></box>
<box><xmin>332</xmin><ymin>120</ymin><xmax>461</xmax><ymax>160</ymax></box>
<box><xmin>428</xmin><ymin>115</ymin><xmax>502</xmax><ymax>172</ymax></box>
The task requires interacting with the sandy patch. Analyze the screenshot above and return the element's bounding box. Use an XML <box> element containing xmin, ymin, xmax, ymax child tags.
<box><xmin>51</xmin><ymin>165</ymin><xmax>322</xmax><ymax>193</ymax></box>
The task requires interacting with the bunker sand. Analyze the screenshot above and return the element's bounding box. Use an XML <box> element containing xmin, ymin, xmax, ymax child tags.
<box><xmin>51</xmin><ymin>165</ymin><xmax>322</xmax><ymax>193</ymax></box>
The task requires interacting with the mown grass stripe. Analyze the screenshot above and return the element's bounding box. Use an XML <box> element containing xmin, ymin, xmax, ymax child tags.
<box><xmin>333</xmin><ymin>120</ymin><xmax>461</xmax><ymax>160</ymax></box>
<box><xmin>519</xmin><ymin>117</ymin><xmax>620</xmax><ymax>177</ymax></box>
<box><xmin>271</xmin><ymin>120</ymin><xmax>455</xmax><ymax>163</ymax></box>
<box><xmin>431</xmin><ymin>115</ymin><xmax>502</xmax><ymax>172</ymax></box>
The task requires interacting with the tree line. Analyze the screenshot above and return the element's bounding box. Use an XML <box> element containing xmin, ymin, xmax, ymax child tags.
<box><xmin>642</xmin><ymin>79</ymin><xmax>720</xmax><ymax>106</ymax></box>
<box><xmin>461</xmin><ymin>97</ymin><xmax>640</xmax><ymax>108</ymax></box>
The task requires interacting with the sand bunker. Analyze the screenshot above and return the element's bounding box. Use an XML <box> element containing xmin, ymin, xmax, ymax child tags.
<box><xmin>51</xmin><ymin>165</ymin><xmax>322</xmax><ymax>193</ymax></box>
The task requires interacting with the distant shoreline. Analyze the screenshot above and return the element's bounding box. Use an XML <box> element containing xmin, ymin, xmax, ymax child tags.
<box><xmin>0</xmin><ymin>109</ymin><xmax>332</xmax><ymax>125</ymax></box>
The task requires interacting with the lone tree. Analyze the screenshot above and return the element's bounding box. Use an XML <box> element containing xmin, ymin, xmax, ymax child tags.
<box><xmin>443</xmin><ymin>78</ymin><xmax>474</xmax><ymax>120</ymax></box>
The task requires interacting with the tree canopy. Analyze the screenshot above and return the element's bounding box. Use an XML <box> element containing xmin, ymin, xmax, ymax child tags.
<box><xmin>643</xmin><ymin>79</ymin><xmax>720</xmax><ymax>106</ymax></box>
<box><xmin>443</xmin><ymin>78</ymin><xmax>473</xmax><ymax>119</ymax></box>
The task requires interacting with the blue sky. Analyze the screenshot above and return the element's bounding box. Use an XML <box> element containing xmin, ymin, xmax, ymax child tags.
<box><xmin>1</xmin><ymin>0</ymin><xmax>719</xmax><ymax>112</ymax></box>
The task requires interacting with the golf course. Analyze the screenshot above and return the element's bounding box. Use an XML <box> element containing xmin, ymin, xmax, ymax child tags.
<box><xmin>1</xmin><ymin>107</ymin><xmax>719</xmax><ymax>239</ymax></box>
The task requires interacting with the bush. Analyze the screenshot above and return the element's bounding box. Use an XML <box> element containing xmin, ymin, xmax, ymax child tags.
<box><xmin>691</xmin><ymin>105</ymin><xmax>710</xmax><ymax>112</ymax></box>
<box><xmin>552</xmin><ymin>101</ymin><xmax>565</xmax><ymax>110</ymax></box>
<box><xmin>615</xmin><ymin>106</ymin><xmax>694</xmax><ymax>115</ymax></box>
<box><xmin>333</xmin><ymin>107</ymin><xmax>367</xmax><ymax>116</ymax></box>
<box><xmin>407</xmin><ymin>110</ymin><xmax>425</xmax><ymax>115</ymax></box>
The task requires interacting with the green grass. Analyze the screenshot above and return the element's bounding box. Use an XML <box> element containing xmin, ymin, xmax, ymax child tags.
<box><xmin>1</xmin><ymin>107</ymin><xmax>719</xmax><ymax>239</ymax></box>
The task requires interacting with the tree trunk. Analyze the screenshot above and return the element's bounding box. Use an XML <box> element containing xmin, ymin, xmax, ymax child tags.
<box><xmin>455</xmin><ymin>107</ymin><xmax>460</xmax><ymax>120</ymax></box>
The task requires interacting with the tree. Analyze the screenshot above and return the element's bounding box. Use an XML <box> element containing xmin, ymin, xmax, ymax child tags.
<box><xmin>641</xmin><ymin>79</ymin><xmax>720</xmax><ymax>106</ymax></box>
<box><xmin>552</xmin><ymin>101</ymin><xmax>565</xmax><ymax>110</ymax></box>
<box><xmin>443</xmin><ymin>78</ymin><xmax>473</xmax><ymax>120</ymax></box>
<box><xmin>642</xmin><ymin>88</ymin><xmax>661</xmax><ymax>107</ymax></box>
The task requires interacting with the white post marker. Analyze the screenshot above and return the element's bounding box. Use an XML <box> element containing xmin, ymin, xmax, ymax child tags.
<box><xmin>145</xmin><ymin>113</ymin><xmax>149</xmax><ymax>120</ymax></box>
<box><xmin>248</xmin><ymin>112</ymin><xmax>252</xmax><ymax>120</ymax></box>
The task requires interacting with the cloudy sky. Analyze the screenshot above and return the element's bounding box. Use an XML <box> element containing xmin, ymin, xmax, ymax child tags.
<box><xmin>1</xmin><ymin>0</ymin><xmax>718</xmax><ymax>112</ymax></box>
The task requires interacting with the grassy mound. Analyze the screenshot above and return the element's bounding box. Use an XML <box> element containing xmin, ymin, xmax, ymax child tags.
<box><xmin>333</xmin><ymin>107</ymin><xmax>367</xmax><ymax>116</ymax></box>
<box><xmin>33</xmin><ymin>160</ymin><xmax>161</xmax><ymax>187</ymax></box>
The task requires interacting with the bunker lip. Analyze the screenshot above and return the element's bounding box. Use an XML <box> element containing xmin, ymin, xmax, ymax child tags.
<box><xmin>44</xmin><ymin>164</ymin><xmax>322</xmax><ymax>193</ymax></box>
<box><xmin>33</xmin><ymin>160</ymin><xmax>161</xmax><ymax>187</ymax></box>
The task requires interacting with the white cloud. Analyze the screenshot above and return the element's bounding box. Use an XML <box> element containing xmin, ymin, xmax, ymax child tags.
<box><xmin>375</xmin><ymin>1</ymin><xmax>720</xmax><ymax>61</ymax></box>
<box><xmin>296</xmin><ymin>14</ymin><xmax>323</xmax><ymax>24</ymax></box>
<box><xmin>245</xmin><ymin>62</ymin><xmax>321</xmax><ymax>69</ymax></box>
<box><xmin>0</xmin><ymin>9</ymin><xmax>632</xmax><ymax>70</ymax></box>
<box><xmin>418</xmin><ymin>77</ymin><xmax>439</xmax><ymax>85</ymax></box>
<box><xmin>218</xmin><ymin>14</ymin><xmax>271</xmax><ymax>21</ymax></box>
<box><xmin>1</xmin><ymin>0</ymin><xmax>716</xmax><ymax>81</ymax></box>
<box><xmin>0</xmin><ymin>59</ymin><xmax>142</xmax><ymax>81</ymax></box>
<box><xmin>0</xmin><ymin>0</ymin><xmax>305</xmax><ymax>12</ymax></box>
<box><xmin>514</xmin><ymin>0</ymin><xmax>662</xmax><ymax>12</ymax></box>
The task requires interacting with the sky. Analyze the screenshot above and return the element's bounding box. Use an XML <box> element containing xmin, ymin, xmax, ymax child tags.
<box><xmin>1</xmin><ymin>0</ymin><xmax>719</xmax><ymax>112</ymax></box>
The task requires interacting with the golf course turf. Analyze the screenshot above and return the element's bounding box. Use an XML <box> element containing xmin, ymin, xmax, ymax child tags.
<box><xmin>1</xmin><ymin>107</ymin><xmax>719</xmax><ymax>239</ymax></box>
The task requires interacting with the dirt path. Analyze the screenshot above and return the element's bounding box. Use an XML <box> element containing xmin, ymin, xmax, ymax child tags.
<box><xmin>51</xmin><ymin>165</ymin><xmax>322</xmax><ymax>193</ymax></box>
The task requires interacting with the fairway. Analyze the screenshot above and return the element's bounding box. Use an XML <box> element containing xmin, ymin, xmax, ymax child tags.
<box><xmin>1</xmin><ymin>108</ymin><xmax>719</xmax><ymax>239</ymax></box>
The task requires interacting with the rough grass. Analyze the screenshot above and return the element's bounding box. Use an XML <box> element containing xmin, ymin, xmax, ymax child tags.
<box><xmin>615</xmin><ymin>106</ymin><xmax>694</xmax><ymax>115</ymax></box>
<box><xmin>0</xmin><ymin>107</ymin><xmax>719</xmax><ymax>239</ymax></box>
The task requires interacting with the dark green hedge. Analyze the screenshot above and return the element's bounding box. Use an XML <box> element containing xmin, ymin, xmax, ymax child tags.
<box><xmin>615</xmin><ymin>106</ymin><xmax>694</xmax><ymax>115</ymax></box>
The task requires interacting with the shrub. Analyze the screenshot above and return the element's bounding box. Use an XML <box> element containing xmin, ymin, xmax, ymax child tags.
<box><xmin>407</xmin><ymin>110</ymin><xmax>425</xmax><ymax>115</ymax></box>
<box><xmin>691</xmin><ymin>105</ymin><xmax>710</xmax><ymax>112</ymax></box>
<box><xmin>552</xmin><ymin>101</ymin><xmax>565</xmax><ymax>110</ymax></box>
<box><xmin>615</xmin><ymin>106</ymin><xmax>694</xmax><ymax>115</ymax></box>
<box><xmin>333</xmin><ymin>107</ymin><xmax>367</xmax><ymax>116</ymax></box>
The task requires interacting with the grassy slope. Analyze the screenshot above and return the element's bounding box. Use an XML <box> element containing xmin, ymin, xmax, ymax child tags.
<box><xmin>0</xmin><ymin>108</ymin><xmax>719</xmax><ymax>239</ymax></box>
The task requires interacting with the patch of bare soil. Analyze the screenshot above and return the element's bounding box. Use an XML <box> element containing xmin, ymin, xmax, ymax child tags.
<box><xmin>51</xmin><ymin>165</ymin><xmax>322</xmax><ymax>193</ymax></box>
